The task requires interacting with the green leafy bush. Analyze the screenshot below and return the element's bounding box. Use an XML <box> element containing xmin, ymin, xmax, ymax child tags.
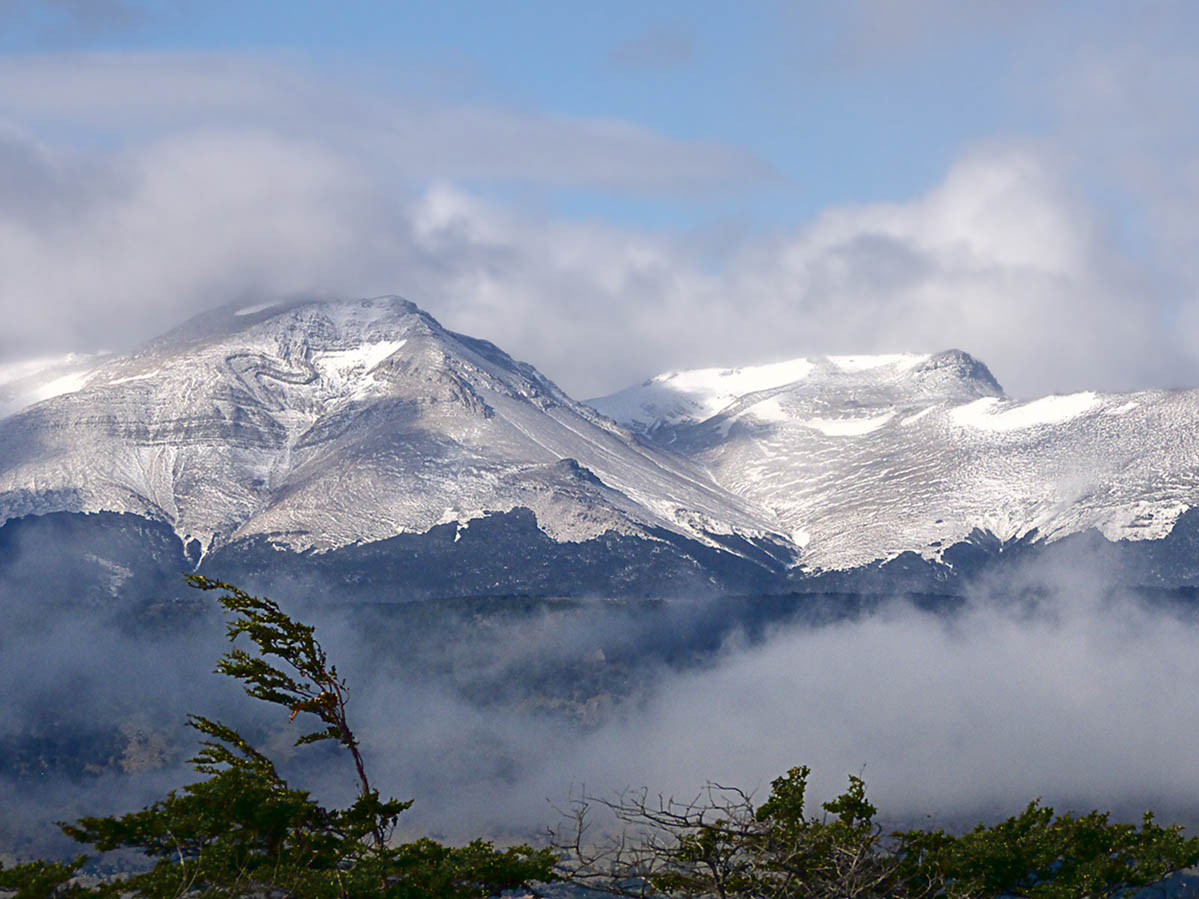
<box><xmin>897</xmin><ymin>801</ymin><xmax>1199</xmax><ymax>898</ymax></box>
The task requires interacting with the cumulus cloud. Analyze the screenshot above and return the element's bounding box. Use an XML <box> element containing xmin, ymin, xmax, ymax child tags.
<box><xmin>393</xmin><ymin>149</ymin><xmax>1180</xmax><ymax>399</ymax></box>
<box><xmin>0</xmin><ymin>127</ymin><xmax>398</xmax><ymax>357</ymax></box>
<box><xmin>0</xmin><ymin>52</ymin><xmax>773</xmax><ymax>374</ymax></box>
<box><xmin>0</xmin><ymin>119</ymin><xmax>1184</xmax><ymax>399</ymax></box>
<box><xmin>715</xmin><ymin>148</ymin><xmax>1175</xmax><ymax>398</ymax></box>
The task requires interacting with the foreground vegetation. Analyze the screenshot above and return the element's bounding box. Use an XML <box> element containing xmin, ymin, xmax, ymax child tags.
<box><xmin>0</xmin><ymin>577</ymin><xmax>555</xmax><ymax>898</ymax></box>
<box><xmin>555</xmin><ymin>768</ymin><xmax>1199</xmax><ymax>898</ymax></box>
<box><xmin>2</xmin><ymin>578</ymin><xmax>1197</xmax><ymax>897</ymax></box>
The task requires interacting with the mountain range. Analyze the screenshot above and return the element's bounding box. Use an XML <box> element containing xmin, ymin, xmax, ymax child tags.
<box><xmin>3</xmin><ymin>295</ymin><xmax>1199</xmax><ymax>598</ymax></box>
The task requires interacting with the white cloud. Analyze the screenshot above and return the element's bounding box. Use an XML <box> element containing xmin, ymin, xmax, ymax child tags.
<box><xmin>0</xmin><ymin>128</ymin><xmax>397</xmax><ymax>355</ymax></box>
<box><xmin>716</xmin><ymin>147</ymin><xmax>1175</xmax><ymax>398</ymax></box>
<box><xmin>339</xmin><ymin>561</ymin><xmax>1199</xmax><ymax>840</ymax></box>
<box><xmin>393</xmin><ymin>149</ymin><xmax>1180</xmax><ymax>399</ymax></box>
<box><xmin>575</xmin><ymin>589</ymin><xmax>1199</xmax><ymax>826</ymax></box>
<box><xmin>0</xmin><ymin>120</ymin><xmax>1186</xmax><ymax>400</ymax></box>
<box><xmin>0</xmin><ymin>49</ymin><xmax>1194</xmax><ymax>400</ymax></box>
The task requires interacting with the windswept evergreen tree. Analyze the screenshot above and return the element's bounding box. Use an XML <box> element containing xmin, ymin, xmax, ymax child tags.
<box><xmin>0</xmin><ymin>576</ymin><xmax>556</xmax><ymax>898</ymax></box>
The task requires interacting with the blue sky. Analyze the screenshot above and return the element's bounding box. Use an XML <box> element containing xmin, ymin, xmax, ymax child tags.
<box><xmin>0</xmin><ymin>1</ymin><xmax>1063</xmax><ymax>224</ymax></box>
<box><xmin>2</xmin><ymin>1</ymin><xmax>1198</xmax><ymax>396</ymax></box>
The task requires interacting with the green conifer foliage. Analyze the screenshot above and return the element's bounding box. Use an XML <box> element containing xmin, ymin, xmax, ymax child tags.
<box><xmin>0</xmin><ymin>576</ymin><xmax>556</xmax><ymax>898</ymax></box>
<box><xmin>556</xmin><ymin>767</ymin><xmax>1199</xmax><ymax>898</ymax></box>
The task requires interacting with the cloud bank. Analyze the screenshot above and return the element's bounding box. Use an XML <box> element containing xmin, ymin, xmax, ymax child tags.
<box><xmin>3</xmin><ymin>8</ymin><xmax>1199</xmax><ymax>398</ymax></box>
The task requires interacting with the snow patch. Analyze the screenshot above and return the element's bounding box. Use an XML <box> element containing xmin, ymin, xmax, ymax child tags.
<box><xmin>659</xmin><ymin>357</ymin><xmax>817</xmax><ymax>397</ymax></box>
<box><xmin>652</xmin><ymin>358</ymin><xmax>817</xmax><ymax>419</ymax></box>
<box><xmin>1107</xmin><ymin>401</ymin><xmax>1139</xmax><ymax>415</ymax></box>
<box><xmin>313</xmin><ymin>340</ymin><xmax>406</xmax><ymax>378</ymax></box>
<box><xmin>950</xmin><ymin>393</ymin><xmax>1099</xmax><ymax>432</ymax></box>
<box><xmin>591</xmin><ymin>357</ymin><xmax>819</xmax><ymax>429</ymax></box>
<box><xmin>746</xmin><ymin>397</ymin><xmax>789</xmax><ymax>422</ymax></box>
<box><xmin>901</xmin><ymin>407</ymin><xmax>935</xmax><ymax>426</ymax></box>
<box><xmin>827</xmin><ymin>353</ymin><xmax>925</xmax><ymax>373</ymax></box>
<box><xmin>1100</xmin><ymin>502</ymin><xmax>1190</xmax><ymax>543</ymax></box>
<box><xmin>110</xmin><ymin>370</ymin><xmax>161</xmax><ymax>385</ymax></box>
<box><xmin>314</xmin><ymin>297</ymin><xmax>406</xmax><ymax>331</ymax></box>
<box><xmin>592</xmin><ymin>353</ymin><xmax>938</xmax><ymax>432</ymax></box>
<box><xmin>802</xmin><ymin>412</ymin><xmax>895</xmax><ymax>436</ymax></box>
<box><xmin>234</xmin><ymin>302</ymin><xmax>279</xmax><ymax>316</ymax></box>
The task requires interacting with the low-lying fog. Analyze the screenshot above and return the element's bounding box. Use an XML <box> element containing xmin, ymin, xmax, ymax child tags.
<box><xmin>4</xmin><ymin>548</ymin><xmax>1199</xmax><ymax>861</ymax></box>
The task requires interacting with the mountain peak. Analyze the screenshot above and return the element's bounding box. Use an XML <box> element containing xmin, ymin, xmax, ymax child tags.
<box><xmin>0</xmin><ymin>294</ymin><xmax>783</xmax><ymax>558</ymax></box>
<box><xmin>912</xmin><ymin>349</ymin><xmax>1005</xmax><ymax>398</ymax></box>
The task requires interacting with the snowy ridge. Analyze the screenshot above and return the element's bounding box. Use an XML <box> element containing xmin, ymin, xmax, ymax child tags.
<box><xmin>594</xmin><ymin>357</ymin><xmax>821</xmax><ymax>433</ymax></box>
<box><xmin>592</xmin><ymin>350</ymin><xmax>1199</xmax><ymax>571</ymax></box>
<box><xmin>949</xmin><ymin>393</ymin><xmax>1100</xmax><ymax>431</ymax></box>
<box><xmin>590</xmin><ymin>353</ymin><xmax>937</xmax><ymax>437</ymax></box>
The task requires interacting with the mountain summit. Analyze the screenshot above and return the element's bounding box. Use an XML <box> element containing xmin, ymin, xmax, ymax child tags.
<box><xmin>589</xmin><ymin>350</ymin><xmax>1003</xmax><ymax>441</ymax></box>
<box><xmin>591</xmin><ymin>350</ymin><xmax>1199</xmax><ymax>571</ymax></box>
<box><xmin>0</xmin><ymin>297</ymin><xmax>786</xmax><ymax>564</ymax></box>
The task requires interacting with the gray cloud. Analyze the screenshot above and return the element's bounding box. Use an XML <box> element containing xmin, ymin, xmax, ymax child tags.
<box><xmin>0</xmin><ymin>53</ymin><xmax>772</xmax><ymax>190</ymax></box>
<box><xmin>608</xmin><ymin>23</ymin><xmax>694</xmax><ymax>71</ymax></box>
<box><xmin>399</xmin><ymin>150</ymin><xmax>1183</xmax><ymax>399</ymax></box>
<box><xmin>833</xmin><ymin>0</ymin><xmax>1047</xmax><ymax>63</ymax></box>
<box><xmin>0</xmin><ymin>51</ymin><xmax>773</xmax><ymax>375</ymax></box>
<box><xmin>0</xmin><ymin>0</ymin><xmax>145</xmax><ymax>42</ymax></box>
<box><xmin>356</xmin><ymin>568</ymin><xmax>1199</xmax><ymax>841</ymax></box>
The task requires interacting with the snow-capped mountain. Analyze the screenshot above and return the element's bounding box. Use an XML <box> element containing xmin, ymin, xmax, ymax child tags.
<box><xmin>0</xmin><ymin>297</ymin><xmax>788</xmax><ymax>565</ymax></box>
<box><xmin>590</xmin><ymin>350</ymin><xmax>1199</xmax><ymax>571</ymax></box>
<box><xmin>7</xmin><ymin>297</ymin><xmax>1199</xmax><ymax>596</ymax></box>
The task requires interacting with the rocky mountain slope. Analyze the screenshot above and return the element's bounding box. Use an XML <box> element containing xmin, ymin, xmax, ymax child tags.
<box><xmin>0</xmin><ymin>297</ymin><xmax>791</xmax><ymax>574</ymax></box>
